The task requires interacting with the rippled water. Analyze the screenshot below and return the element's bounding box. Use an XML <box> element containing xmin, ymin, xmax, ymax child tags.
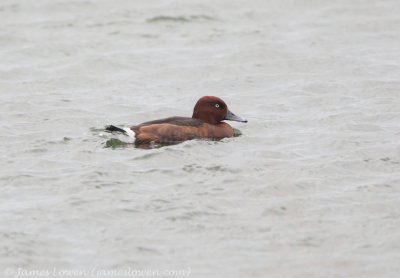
<box><xmin>1</xmin><ymin>0</ymin><xmax>400</xmax><ymax>277</ymax></box>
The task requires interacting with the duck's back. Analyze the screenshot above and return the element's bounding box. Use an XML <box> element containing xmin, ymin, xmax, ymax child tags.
<box><xmin>135</xmin><ymin>116</ymin><xmax>204</xmax><ymax>128</ymax></box>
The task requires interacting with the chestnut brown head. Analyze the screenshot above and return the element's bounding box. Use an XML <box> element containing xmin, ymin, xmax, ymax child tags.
<box><xmin>192</xmin><ymin>96</ymin><xmax>247</xmax><ymax>124</ymax></box>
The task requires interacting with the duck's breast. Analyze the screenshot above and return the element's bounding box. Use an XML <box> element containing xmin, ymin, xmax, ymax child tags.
<box><xmin>207</xmin><ymin>122</ymin><xmax>234</xmax><ymax>140</ymax></box>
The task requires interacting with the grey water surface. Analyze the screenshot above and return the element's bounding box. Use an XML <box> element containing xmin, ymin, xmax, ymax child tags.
<box><xmin>1</xmin><ymin>0</ymin><xmax>400</xmax><ymax>277</ymax></box>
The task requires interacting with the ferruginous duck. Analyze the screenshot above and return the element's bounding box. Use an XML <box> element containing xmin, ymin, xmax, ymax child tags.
<box><xmin>105</xmin><ymin>96</ymin><xmax>247</xmax><ymax>147</ymax></box>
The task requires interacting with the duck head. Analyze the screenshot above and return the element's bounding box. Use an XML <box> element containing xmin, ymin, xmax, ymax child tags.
<box><xmin>192</xmin><ymin>96</ymin><xmax>247</xmax><ymax>124</ymax></box>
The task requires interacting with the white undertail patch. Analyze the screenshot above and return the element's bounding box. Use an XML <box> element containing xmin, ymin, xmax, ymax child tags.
<box><xmin>109</xmin><ymin>127</ymin><xmax>136</xmax><ymax>143</ymax></box>
<box><xmin>122</xmin><ymin>127</ymin><xmax>136</xmax><ymax>139</ymax></box>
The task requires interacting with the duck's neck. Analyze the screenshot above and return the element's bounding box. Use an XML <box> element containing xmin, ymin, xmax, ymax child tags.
<box><xmin>192</xmin><ymin>113</ymin><xmax>218</xmax><ymax>125</ymax></box>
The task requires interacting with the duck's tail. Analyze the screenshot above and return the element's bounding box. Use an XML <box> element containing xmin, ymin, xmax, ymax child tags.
<box><xmin>105</xmin><ymin>125</ymin><xmax>136</xmax><ymax>141</ymax></box>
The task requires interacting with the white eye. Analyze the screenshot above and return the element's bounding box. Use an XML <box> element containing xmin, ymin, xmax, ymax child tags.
<box><xmin>214</xmin><ymin>103</ymin><xmax>220</xmax><ymax>108</ymax></box>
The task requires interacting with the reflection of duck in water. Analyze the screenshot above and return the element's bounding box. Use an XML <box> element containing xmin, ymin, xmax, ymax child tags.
<box><xmin>106</xmin><ymin>96</ymin><xmax>247</xmax><ymax>147</ymax></box>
